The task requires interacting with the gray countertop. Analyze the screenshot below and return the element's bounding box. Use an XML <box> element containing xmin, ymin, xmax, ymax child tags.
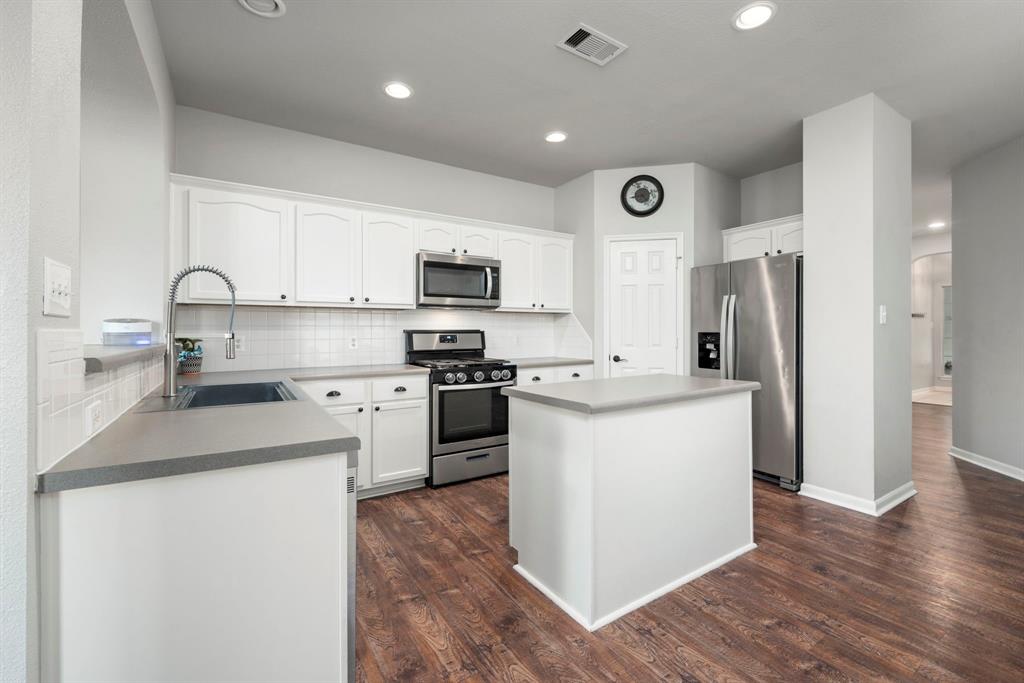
<box><xmin>502</xmin><ymin>374</ymin><xmax>761</xmax><ymax>414</ymax></box>
<box><xmin>511</xmin><ymin>356</ymin><xmax>593</xmax><ymax>369</ymax></box>
<box><xmin>83</xmin><ymin>344</ymin><xmax>164</xmax><ymax>374</ymax></box>
<box><xmin>35</xmin><ymin>363</ymin><xmax>428</xmax><ymax>494</ymax></box>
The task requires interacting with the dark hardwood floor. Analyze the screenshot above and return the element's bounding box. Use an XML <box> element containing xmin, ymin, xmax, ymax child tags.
<box><xmin>355</xmin><ymin>403</ymin><xmax>1024</xmax><ymax>681</ymax></box>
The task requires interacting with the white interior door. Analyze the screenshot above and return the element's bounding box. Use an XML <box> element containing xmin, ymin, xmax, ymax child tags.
<box><xmin>608</xmin><ymin>239</ymin><xmax>678</xmax><ymax>377</ymax></box>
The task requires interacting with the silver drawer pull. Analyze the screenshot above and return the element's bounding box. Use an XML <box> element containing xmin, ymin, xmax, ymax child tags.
<box><xmin>326</xmin><ymin>390</ymin><xmax>341</xmax><ymax>398</ymax></box>
<box><xmin>466</xmin><ymin>453</ymin><xmax>490</xmax><ymax>461</ymax></box>
<box><xmin>532</xmin><ymin>376</ymin><xmax>541</xmax><ymax>382</ymax></box>
<box><xmin>394</xmin><ymin>386</ymin><xmax>407</xmax><ymax>392</ymax></box>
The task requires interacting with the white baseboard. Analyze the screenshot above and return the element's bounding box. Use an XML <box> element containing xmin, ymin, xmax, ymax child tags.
<box><xmin>514</xmin><ymin>542</ymin><xmax>758</xmax><ymax>632</ymax></box>
<box><xmin>949</xmin><ymin>447</ymin><xmax>1024</xmax><ymax>482</ymax></box>
<box><xmin>800</xmin><ymin>481</ymin><xmax>917</xmax><ymax>517</ymax></box>
<box><xmin>912</xmin><ymin>387</ymin><xmax>932</xmax><ymax>397</ymax></box>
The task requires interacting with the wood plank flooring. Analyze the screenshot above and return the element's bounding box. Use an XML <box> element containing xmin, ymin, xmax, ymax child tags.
<box><xmin>355</xmin><ymin>404</ymin><xmax>1024</xmax><ymax>681</ymax></box>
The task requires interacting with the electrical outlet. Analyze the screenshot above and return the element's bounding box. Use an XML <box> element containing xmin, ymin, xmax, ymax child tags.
<box><xmin>84</xmin><ymin>400</ymin><xmax>103</xmax><ymax>437</ymax></box>
<box><xmin>348</xmin><ymin>337</ymin><xmax>358</xmax><ymax>349</ymax></box>
<box><xmin>42</xmin><ymin>257</ymin><xmax>72</xmax><ymax>317</ymax></box>
<box><xmin>233</xmin><ymin>335</ymin><xmax>246</xmax><ymax>351</ymax></box>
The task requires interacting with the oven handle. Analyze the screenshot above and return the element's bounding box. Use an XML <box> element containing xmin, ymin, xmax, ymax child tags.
<box><xmin>437</xmin><ymin>380</ymin><xmax>515</xmax><ymax>392</ymax></box>
<box><xmin>484</xmin><ymin>267</ymin><xmax>493</xmax><ymax>300</ymax></box>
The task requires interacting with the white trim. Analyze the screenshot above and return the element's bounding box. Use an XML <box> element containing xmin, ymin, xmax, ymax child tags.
<box><xmin>601</xmin><ymin>233</ymin><xmax>686</xmax><ymax>378</ymax></box>
<box><xmin>170</xmin><ymin>173</ymin><xmax>570</xmax><ymax>241</ymax></box>
<box><xmin>721</xmin><ymin>213</ymin><xmax>803</xmax><ymax>235</ymax></box>
<box><xmin>949</xmin><ymin>447</ymin><xmax>1024</xmax><ymax>482</ymax></box>
<box><xmin>800</xmin><ymin>481</ymin><xmax>917</xmax><ymax>517</ymax></box>
<box><xmin>515</xmin><ymin>541</ymin><xmax>757</xmax><ymax>632</ymax></box>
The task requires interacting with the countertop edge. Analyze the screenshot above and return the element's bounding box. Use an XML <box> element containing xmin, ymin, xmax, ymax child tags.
<box><xmin>37</xmin><ymin>437</ymin><xmax>359</xmax><ymax>494</ymax></box>
<box><xmin>503</xmin><ymin>381</ymin><xmax>761</xmax><ymax>414</ymax></box>
<box><xmin>511</xmin><ymin>357</ymin><xmax>594</xmax><ymax>369</ymax></box>
<box><xmin>84</xmin><ymin>344</ymin><xmax>164</xmax><ymax>374</ymax></box>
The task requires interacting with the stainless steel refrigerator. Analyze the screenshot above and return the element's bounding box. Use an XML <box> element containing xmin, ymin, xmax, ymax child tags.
<box><xmin>691</xmin><ymin>253</ymin><xmax>802</xmax><ymax>491</ymax></box>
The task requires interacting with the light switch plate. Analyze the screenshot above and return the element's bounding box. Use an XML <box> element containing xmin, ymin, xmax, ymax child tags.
<box><xmin>43</xmin><ymin>257</ymin><xmax>72</xmax><ymax>317</ymax></box>
<box><xmin>879</xmin><ymin>304</ymin><xmax>887</xmax><ymax>325</ymax></box>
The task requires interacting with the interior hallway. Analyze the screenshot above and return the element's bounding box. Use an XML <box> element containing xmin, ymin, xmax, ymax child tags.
<box><xmin>354</xmin><ymin>403</ymin><xmax>1023</xmax><ymax>681</ymax></box>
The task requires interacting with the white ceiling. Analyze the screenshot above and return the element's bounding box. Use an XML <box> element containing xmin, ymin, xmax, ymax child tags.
<box><xmin>151</xmin><ymin>0</ymin><xmax>1024</xmax><ymax>235</ymax></box>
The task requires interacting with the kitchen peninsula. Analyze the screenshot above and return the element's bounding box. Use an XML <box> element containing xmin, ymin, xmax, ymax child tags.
<box><xmin>503</xmin><ymin>374</ymin><xmax>761</xmax><ymax>631</ymax></box>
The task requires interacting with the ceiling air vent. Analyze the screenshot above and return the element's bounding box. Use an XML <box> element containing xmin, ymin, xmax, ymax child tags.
<box><xmin>557</xmin><ymin>23</ymin><xmax>627</xmax><ymax>66</ymax></box>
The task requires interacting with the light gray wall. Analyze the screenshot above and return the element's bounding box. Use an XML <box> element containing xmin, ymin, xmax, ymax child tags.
<box><xmin>174</xmin><ymin>106</ymin><xmax>557</xmax><ymax>230</ymax></box>
<box><xmin>911</xmin><ymin>256</ymin><xmax>934</xmax><ymax>390</ymax></box>
<box><xmin>803</xmin><ymin>94</ymin><xmax>912</xmax><ymax>505</ymax></box>
<box><xmin>80</xmin><ymin>0</ymin><xmax>168</xmax><ymax>342</ymax></box>
<box><xmin>554</xmin><ymin>172</ymin><xmax>596</xmax><ymax>339</ymax></box>
<box><xmin>951</xmin><ymin>135</ymin><xmax>1024</xmax><ymax>474</ymax></box>
<box><xmin>693</xmin><ymin>164</ymin><xmax>740</xmax><ymax>266</ymax></box>
<box><xmin>912</xmin><ymin>231</ymin><xmax>952</xmax><ymax>260</ymax></box>
<box><xmin>740</xmin><ymin>162</ymin><xmax>802</xmax><ymax>225</ymax></box>
<box><xmin>2</xmin><ymin>2</ymin><xmax>83</xmax><ymax>680</ymax></box>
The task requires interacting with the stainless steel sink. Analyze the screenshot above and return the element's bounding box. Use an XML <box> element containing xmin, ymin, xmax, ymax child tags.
<box><xmin>138</xmin><ymin>381</ymin><xmax>298</xmax><ymax>412</ymax></box>
<box><xmin>177</xmin><ymin>381</ymin><xmax>297</xmax><ymax>408</ymax></box>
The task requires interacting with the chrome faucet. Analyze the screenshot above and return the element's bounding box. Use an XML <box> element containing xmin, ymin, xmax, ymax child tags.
<box><xmin>164</xmin><ymin>265</ymin><xmax>236</xmax><ymax>398</ymax></box>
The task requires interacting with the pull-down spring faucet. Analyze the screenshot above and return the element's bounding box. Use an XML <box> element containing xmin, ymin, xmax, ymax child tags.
<box><xmin>164</xmin><ymin>265</ymin><xmax>237</xmax><ymax>398</ymax></box>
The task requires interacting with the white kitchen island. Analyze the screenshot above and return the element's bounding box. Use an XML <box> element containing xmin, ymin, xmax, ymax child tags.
<box><xmin>502</xmin><ymin>374</ymin><xmax>761</xmax><ymax>631</ymax></box>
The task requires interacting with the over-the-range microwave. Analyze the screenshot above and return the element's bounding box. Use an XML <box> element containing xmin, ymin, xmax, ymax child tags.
<box><xmin>417</xmin><ymin>252</ymin><xmax>501</xmax><ymax>309</ymax></box>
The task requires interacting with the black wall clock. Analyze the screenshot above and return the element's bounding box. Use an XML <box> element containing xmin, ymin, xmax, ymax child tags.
<box><xmin>620</xmin><ymin>175</ymin><xmax>664</xmax><ymax>217</ymax></box>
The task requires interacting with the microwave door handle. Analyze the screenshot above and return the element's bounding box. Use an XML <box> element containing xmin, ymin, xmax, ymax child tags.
<box><xmin>484</xmin><ymin>266</ymin><xmax>493</xmax><ymax>299</ymax></box>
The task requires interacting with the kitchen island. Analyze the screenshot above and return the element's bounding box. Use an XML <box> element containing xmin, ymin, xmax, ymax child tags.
<box><xmin>502</xmin><ymin>373</ymin><xmax>761</xmax><ymax>631</ymax></box>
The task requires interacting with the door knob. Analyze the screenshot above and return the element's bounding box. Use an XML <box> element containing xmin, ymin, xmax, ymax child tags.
<box><xmin>612</xmin><ymin>355</ymin><xmax>628</xmax><ymax>363</ymax></box>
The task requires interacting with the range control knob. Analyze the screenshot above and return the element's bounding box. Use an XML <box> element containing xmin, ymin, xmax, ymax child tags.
<box><xmin>491</xmin><ymin>369</ymin><xmax>502</xmax><ymax>381</ymax></box>
<box><xmin>473</xmin><ymin>371</ymin><xmax>485</xmax><ymax>382</ymax></box>
<box><xmin>444</xmin><ymin>372</ymin><xmax>457</xmax><ymax>385</ymax></box>
<box><xmin>456</xmin><ymin>372</ymin><xmax>468</xmax><ymax>384</ymax></box>
<box><xmin>500</xmin><ymin>369</ymin><xmax>512</xmax><ymax>381</ymax></box>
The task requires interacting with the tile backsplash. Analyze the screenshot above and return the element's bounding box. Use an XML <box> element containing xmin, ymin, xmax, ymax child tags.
<box><xmin>36</xmin><ymin>329</ymin><xmax>162</xmax><ymax>473</ymax></box>
<box><xmin>177</xmin><ymin>305</ymin><xmax>593</xmax><ymax>373</ymax></box>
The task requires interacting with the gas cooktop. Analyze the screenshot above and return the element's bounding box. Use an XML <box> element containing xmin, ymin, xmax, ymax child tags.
<box><xmin>411</xmin><ymin>357</ymin><xmax>511</xmax><ymax>370</ymax></box>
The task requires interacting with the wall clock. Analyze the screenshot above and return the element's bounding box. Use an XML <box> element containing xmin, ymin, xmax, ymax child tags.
<box><xmin>620</xmin><ymin>175</ymin><xmax>664</xmax><ymax>217</ymax></box>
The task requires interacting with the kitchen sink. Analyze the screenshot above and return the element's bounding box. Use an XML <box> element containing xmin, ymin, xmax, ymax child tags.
<box><xmin>177</xmin><ymin>381</ymin><xmax>297</xmax><ymax>408</ymax></box>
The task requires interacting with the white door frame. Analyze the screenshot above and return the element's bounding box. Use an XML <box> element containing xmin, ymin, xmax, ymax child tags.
<box><xmin>602</xmin><ymin>233</ymin><xmax>686</xmax><ymax>378</ymax></box>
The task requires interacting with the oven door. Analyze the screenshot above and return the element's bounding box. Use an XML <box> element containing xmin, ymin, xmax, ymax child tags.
<box><xmin>432</xmin><ymin>381</ymin><xmax>512</xmax><ymax>455</ymax></box>
<box><xmin>418</xmin><ymin>252</ymin><xmax>500</xmax><ymax>308</ymax></box>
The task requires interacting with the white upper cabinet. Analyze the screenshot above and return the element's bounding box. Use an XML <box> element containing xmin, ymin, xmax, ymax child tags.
<box><xmin>459</xmin><ymin>226</ymin><xmax>498</xmax><ymax>258</ymax></box>
<box><xmin>295</xmin><ymin>202</ymin><xmax>362</xmax><ymax>305</ymax></box>
<box><xmin>722</xmin><ymin>215</ymin><xmax>803</xmax><ymax>262</ymax></box>
<box><xmin>536</xmin><ymin>237</ymin><xmax>572</xmax><ymax>312</ymax></box>
<box><xmin>362</xmin><ymin>211</ymin><xmax>417</xmax><ymax>307</ymax></box>
<box><xmin>186</xmin><ymin>188</ymin><xmax>294</xmax><ymax>303</ymax></box>
<box><xmin>498</xmin><ymin>231</ymin><xmax>536</xmax><ymax>310</ymax></box>
<box><xmin>417</xmin><ymin>220</ymin><xmax>459</xmax><ymax>255</ymax></box>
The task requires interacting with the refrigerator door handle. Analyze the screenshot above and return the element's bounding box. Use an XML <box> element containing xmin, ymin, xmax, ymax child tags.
<box><xmin>719</xmin><ymin>295</ymin><xmax>730</xmax><ymax>379</ymax></box>
<box><xmin>726</xmin><ymin>294</ymin><xmax>737</xmax><ymax>379</ymax></box>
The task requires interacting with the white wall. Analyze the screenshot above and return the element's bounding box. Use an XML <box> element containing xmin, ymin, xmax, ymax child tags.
<box><xmin>79</xmin><ymin>0</ymin><xmax>169</xmax><ymax>342</ymax></box>
<box><xmin>174</xmin><ymin>106</ymin><xmax>556</xmax><ymax>230</ymax></box>
<box><xmin>693</xmin><ymin>164</ymin><xmax>740</xmax><ymax>266</ymax></box>
<box><xmin>740</xmin><ymin>162</ymin><xmax>802</xmax><ymax>225</ymax></box>
<box><xmin>1</xmin><ymin>2</ymin><xmax>83</xmax><ymax>680</ymax></box>
<box><xmin>912</xmin><ymin>230</ymin><xmax>952</xmax><ymax>260</ymax></box>
<box><xmin>803</xmin><ymin>94</ymin><xmax>912</xmax><ymax>510</ymax></box>
<box><xmin>554</xmin><ymin>173</ymin><xmax>596</xmax><ymax>340</ymax></box>
<box><xmin>951</xmin><ymin>135</ymin><xmax>1024</xmax><ymax>475</ymax></box>
<box><xmin>911</xmin><ymin>256</ymin><xmax>934</xmax><ymax>390</ymax></box>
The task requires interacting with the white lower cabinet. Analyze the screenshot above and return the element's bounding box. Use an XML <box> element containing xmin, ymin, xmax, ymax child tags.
<box><xmin>555</xmin><ymin>365</ymin><xmax>593</xmax><ymax>382</ymax></box>
<box><xmin>371</xmin><ymin>399</ymin><xmax>429</xmax><ymax>484</ymax></box>
<box><xmin>299</xmin><ymin>375</ymin><xmax>428</xmax><ymax>496</ymax></box>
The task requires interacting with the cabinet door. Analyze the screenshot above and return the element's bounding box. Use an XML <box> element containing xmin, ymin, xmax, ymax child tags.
<box><xmin>418</xmin><ymin>220</ymin><xmax>459</xmax><ymax>255</ymax></box>
<box><xmin>459</xmin><ymin>226</ymin><xmax>497</xmax><ymax>258</ymax></box>
<box><xmin>371</xmin><ymin>399</ymin><xmax>428</xmax><ymax>484</ymax></box>
<box><xmin>724</xmin><ymin>227</ymin><xmax>773</xmax><ymax>262</ymax></box>
<box><xmin>555</xmin><ymin>365</ymin><xmax>593</xmax><ymax>382</ymax></box>
<box><xmin>326</xmin><ymin>404</ymin><xmax>372</xmax><ymax>490</ymax></box>
<box><xmin>362</xmin><ymin>211</ymin><xmax>416</xmax><ymax>307</ymax></box>
<box><xmin>497</xmin><ymin>232</ymin><xmax>536</xmax><ymax>310</ymax></box>
<box><xmin>536</xmin><ymin>237</ymin><xmax>572</xmax><ymax>311</ymax></box>
<box><xmin>295</xmin><ymin>202</ymin><xmax>361</xmax><ymax>305</ymax></box>
<box><xmin>187</xmin><ymin>188</ymin><xmax>293</xmax><ymax>302</ymax></box>
<box><xmin>774</xmin><ymin>222</ymin><xmax>803</xmax><ymax>254</ymax></box>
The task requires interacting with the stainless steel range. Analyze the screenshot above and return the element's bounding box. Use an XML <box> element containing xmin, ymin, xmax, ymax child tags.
<box><xmin>405</xmin><ymin>330</ymin><xmax>515</xmax><ymax>486</ymax></box>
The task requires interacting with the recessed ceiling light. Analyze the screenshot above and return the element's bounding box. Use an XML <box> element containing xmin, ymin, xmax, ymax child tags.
<box><xmin>383</xmin><ymin>82</ymin><xmax>413</xmax><ymax>99</ymax></box>
<box><xmin>545</xmin><ymin>131</ymin><xmax>567</xmax><ymax>143</ymax></box>
<box><xmin>928</xmin><ymin>221</ymin><xmax>946</xmax><ymax>230</ymax></box>
<box><xmin>733</xmin><ymin>1</ymin><xmax>776</xmax><ymax>30</ymax></box>
<box><xmin>236</xmin><ymin>0</ymin><xmax>286</xmax><ymax>19</ymax></box>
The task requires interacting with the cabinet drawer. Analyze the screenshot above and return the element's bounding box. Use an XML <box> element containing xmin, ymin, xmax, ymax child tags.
<box><xmin>556</xmin><ymin>365</ymin><xmax>593</xmax><ymax>382</ymax></box>
<box><xmin>371</xmin><ymin>377</ymin><xmax>427</xmax><ymax>402</ymax></box>
<box><xmin>522</xmin><ymin>368</ymin><xmax>556</xmax><ymax>385</ymax></box>
<box><xmin>296</xmin><ymin>379</ymin><xmax>366</xmax><ymax>406</ymax></box>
